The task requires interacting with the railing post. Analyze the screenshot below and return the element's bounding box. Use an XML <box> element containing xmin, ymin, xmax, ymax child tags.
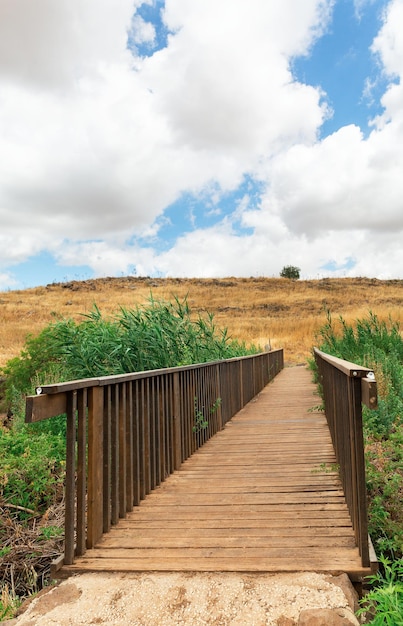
<box><xmin>110</xmin><ymin>384</ymin><xmax>120</xmax><ymax>525</ymax></box>
<box><xmin>239</xmin><ymin>359</ymin><xmax>244</xmax><ymax>408</ymax></box>
<box><xmin>64</xmin><ymin>390</ymin><xmax>77</xmax><ymax>565</ymax></box>
<box><xmin>118</xmin><ymin>382</ymin><xmax>127</xmax><ymax>518</ymax></box>
<box><xmin>215</xmin><ymin>363</ymin><xmax>223</xmax><ymax>431</ymax></box>
<box><xmin>349</xmin><ymin>376</ymin><xmax>370</xmax><ymax>566</ymax></box>
<box><xmin>173</xmin><ymin>372</ymin><xmax>182</xmax><ymax>470</ymax></box>
<box><xmin>103</xmin><ymin>386</ymin><xmax>111</xmax><ymax>534</ymax></box>
<box><xmin>87</xmin><ymin>386</ymin><xmax>104</xmax><ymax>549</ymax></box>
<box><xmin>126</xmin><ymin>382</ymin><xmax>134</xmax><ymax>510</ymax></box>
<box><xmin>76</xmin><ymin>388</ymin><xmax>87</xmax><ymax>556</ymax></box>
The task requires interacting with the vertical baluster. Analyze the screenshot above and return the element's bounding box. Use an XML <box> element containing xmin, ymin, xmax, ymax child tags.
<box><xmin>87</xmin><ymin>386</ymin><xmax>104</xmax><ymax>549</ymax></box>
<box><xmin>150</xmin><ymin>377</ymin><xmax>156</xmax><ymax>490</ymax></box>
<box><xmin>76</xmin><ymin>388</ymin><xmax>87</xmax><ymax>556</ymax></box>
<box><xmin>110</xmin><ymin>384</ymin><xmax>119</xmax><ymax>525</ymax></box>
<box><xmin>159</xmin><ymin>375</ymin><xmax>166</xmax><ymax>483</ymax></box>
<box><xmin>126</xmin><ymin>382</ymin><xmax>134</xmax><ymax>511</ymax></box>
<box><xmin>132</xmin><ymin>380</ymin><xmax>141</xmax><ymax>507</ymax></box>
<box><xmin>103</xmin><ymin>385</ymin><xmax>111</xmax><ymax>533</ymax></box>
<box><xmin>139</xmin><ymin>378</ymin><xmax>146</xmax><ymax>500</ymax></box>
<box><xmin>173</xmin><ymin>372</ymin><xmax>182</xmax><ymax>470</ymax></box>
<box><xmin>119</xmin><ymin>382</ymin><xmax>127</xmax><ymax>518</ymax></box>
<box><xmin>64</xmin><ymin>390</ymin><xmax>77</xmax><ymax>565</ymax></box>
<box><xmin>144</xmin><ymin>378</ymin><xmax>151</xmax><ymax>495</ymax></box>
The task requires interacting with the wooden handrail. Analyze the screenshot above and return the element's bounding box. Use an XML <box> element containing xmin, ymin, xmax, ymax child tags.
<box><xmin>313</xmin><ymin>347</ymin><xmax>378</xmax><ymax>568</ymax></box>
<box><xmin>25</xmin><ymin>349</ymin><xmax>284</xmax><ymax>569</ymax></box>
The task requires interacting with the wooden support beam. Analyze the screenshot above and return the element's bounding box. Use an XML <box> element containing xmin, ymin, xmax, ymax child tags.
<box><xmin>87</xmin><ymin>386</ymin><xmax>104</xmax><ymax>549</ymax></box>
<box><xmin>26</xmin><ymin>393</ymin><xmax>67</xmax><ymax>423</ymax></box>
<box><xmin>361</xmin><ymin>377</ymin><xmax>378</xmax><ymax>410</ymax></box>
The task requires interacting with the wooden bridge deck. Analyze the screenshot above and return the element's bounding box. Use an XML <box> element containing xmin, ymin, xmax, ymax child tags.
<box><xmin>63</xmin><ymin>366</ymin><xmax>372</xmax><ymax>578</ymax></box>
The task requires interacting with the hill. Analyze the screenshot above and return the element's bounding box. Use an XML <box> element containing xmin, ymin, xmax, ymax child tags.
<box><xmin>1</xmin><ymin>276</ymin><xmax>403</xmax><ymax>368</ymax></box>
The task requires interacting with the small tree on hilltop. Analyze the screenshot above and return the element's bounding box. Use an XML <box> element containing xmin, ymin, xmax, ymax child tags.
<box><xmin>280</xmin><ymin>265</ymin><xmax>300</xmax><ymax>280</ymax></box>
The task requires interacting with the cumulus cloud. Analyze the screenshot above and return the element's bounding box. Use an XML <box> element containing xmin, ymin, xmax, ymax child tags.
<box><xmin>0</xmin><ymin>0</ymin><xmax>402</xmax><ymax>285</ymax></box>
<box><xmin>0</xmin><ymin>0</ymin><xmax>137</xmax><ymax>89</ymax></box>
<box><xmin>143</xmin><ymin>0</ymin><xmax>330</xmax><ymax>156</ymax></box>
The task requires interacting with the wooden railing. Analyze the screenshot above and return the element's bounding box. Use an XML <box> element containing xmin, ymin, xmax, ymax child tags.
<box><xmin>25</xmin><ymin>349</ymin><xmax>284</xmax><ymax>569</ymax></box>
<box><xmin>314</xmin><ymin>348</ymin><xmax>378</xmax><ymax>567</ymax></box>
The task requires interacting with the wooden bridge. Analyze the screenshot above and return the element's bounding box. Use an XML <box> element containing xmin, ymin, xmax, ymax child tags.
<box><xmin>26</xmin><ymin>349</ymin><xmax>378</xmax><ymax>581</ymax></box>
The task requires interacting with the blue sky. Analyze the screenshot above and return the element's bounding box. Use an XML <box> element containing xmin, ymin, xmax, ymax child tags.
<box><xmin>1</xmin><ymin>0</ymin><xmax>403</xmax><ymax>290</ymax></box>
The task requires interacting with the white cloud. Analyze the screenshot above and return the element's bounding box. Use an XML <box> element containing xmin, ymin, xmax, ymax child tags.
<box><xmin>0</xmin><ymin>273</ymin><xmax>17</xmax><ymax>290</ymax></box>
<box><xmin>143</xmin><ymin>0</ymin><xmax>330</xmax><ymax>156</ymax></box>
<box><xmin>353</xmin><ymin>0</ymin><xmax>378</xmax><ymax>20</ymax></box>
<box><xmin>0</xmin><ymin>0</ymin><xmax>137</xmax><ymax>89</ymax></box>
<box><xmin>129</xmin><ymin>15</ymin><xmax>156</xmax><ymax>48</ymax></box>
<box><xmin>372</xmin><ymin>0</ymin><xmax>403</xmax><ymax>78</ymax></box>
<box><xmin>1</xmin><ymin>0</ymin><xmax>403</xmax><ymax>285</ymax></box>
<box><xmin>0</xmin><ymin>0</ymin><xmax>332</xmax><ymax>273</ymax></box>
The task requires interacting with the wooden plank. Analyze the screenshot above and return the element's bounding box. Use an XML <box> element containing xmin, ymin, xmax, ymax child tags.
<box><xmin>362</xmin><ymin>377</ymin><xmax>378</xmax><ymax>409</ymax></box>
<box><xmin>110</xmin><ymin>384</ymin><xmax>119</xmax><ymax>526</ymax></box>
<box><xmin>125</xmin><ymin>382</ymin><xmax>134</xmax><ymax>512</ymax></box>
<box><xmin>63</xmin><ymin>555</ymin><xmax>371</xmax><ymax>580</ymax></box>
<box><xmin>64</xmin><ymin>391</ymin><xmax>77</xmax><ymax>565</ymax></box>
<box><xmin>114</xmin><ymin>512</ymin><xmax>353</xmax><ymax>524</ymax></box>
<box><xmin>118</xmin><ymin>382</ymin><xmax>127</xmax><ymax>519</ymax></box>
<box><xmin>97</xmin><ymin>535</ymin><xmax>357</xmax><ymax>549</ymax></box>
<box><xmin>26</xmin><ymin>392</ymin><xmax>67</xmax><ymax>422</ymax></box>
<box><xmin>33</xmin><ymin>353</ymin><xmax>283</xmax><ymax>395</ymax></box>
<box><xmin>313</xmin><ymin>348</ymin><xmax>373</xmax><ymax>378</ymax></box>
<box><xmin>87</xmin><ymin>386</ymin><xmax>104</xmax><ymax>549</ymax></box>
<box><xmin>64</xmin><ymin>555</ymin><xmax>370</xmax><ymax>576</ymax></box>
<box><xmin>131</xmin><ymin>380</ymin><xmax>141</xmax><ymax>507</ymax></box>
<box><xmin>102</xmin><ymin>386</ymin><xmax>112</xmax><ymax>535</ymax></box>
<box><xmin>76</xmin><ymin>542</ymin><xmax>360</xmax><ymax>563</ymax></box>
<box><xmin>142</xmin><ymin>493</ymin><xmax>347</xmax><ymax>504</ymax></box>
<box><xmin>76</xmin><ymin>388</ymin><xmax>87</xmax><ymax>556</ymax></box>
<box><xmin>173</xmin><ymin>372</ymin><xmax>182</xmax><ymax>470</ymax></box>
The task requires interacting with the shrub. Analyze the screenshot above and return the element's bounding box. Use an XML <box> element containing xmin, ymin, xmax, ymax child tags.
<box><xmin>0</xmin><ymin>428</ymin><xmax>65</xmax><ymax>514</ymax></box>
<box><xmin>280</xmin><ymin>265</ymin><xmax>300</xmax><ymax>279</ymax></box>
<box><xmin>357</xmin><ymin>556</ymin><xmax>403</xmax><ymax>625</ymax></box>
<box><xmin>2</xmin><ymin>296</ymin><xmax>256</xmax><ymax>419</ymax></box>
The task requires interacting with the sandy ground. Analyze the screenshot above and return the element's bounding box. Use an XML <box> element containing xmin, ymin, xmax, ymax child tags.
<box><xmin>10</xmin><ymin>571</ymin><xmax>361</xmax><ymax>626</ymax></box>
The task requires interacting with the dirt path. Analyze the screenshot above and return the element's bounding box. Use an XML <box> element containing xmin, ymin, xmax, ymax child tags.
<box><xmin>9</xmin><ymin>571</ymin><xmax>361</xmax><ymax>625</ymax></box>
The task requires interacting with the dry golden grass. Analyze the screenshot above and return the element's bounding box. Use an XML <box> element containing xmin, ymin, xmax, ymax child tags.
<box><xmin>1</xmin><ymin>276</ymin><xmax>403</xmax><ymax>369</ymax></box>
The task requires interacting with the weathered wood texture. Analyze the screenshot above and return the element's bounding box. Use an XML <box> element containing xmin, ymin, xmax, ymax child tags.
<box><xmin>63</xmin><ymin>366</ymin><xmax>372</xmax><ymax>578</ymax></box>
<box><xmin>314</xmin><ymin>349</ymin><xmax>376</xmax><ymax>568</ymax></box>
<box><xmin>27</xmin><ymin>350</ymin><xmax>284</xmax><ymax>572</ymax></box>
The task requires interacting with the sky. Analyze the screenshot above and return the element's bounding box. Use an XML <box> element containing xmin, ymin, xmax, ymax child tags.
<box><xmin>1</xmin><ymin>0</ymin><xmax>403</xmax><ymax>290</ymax></box>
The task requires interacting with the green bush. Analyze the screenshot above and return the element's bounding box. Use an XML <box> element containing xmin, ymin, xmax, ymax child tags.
<box><xmin>317</xmin><ymin>310</ymin><xmax>403</xmax><ymax>437</ymax></box>
<box><xmin>280</xmin><ymin>265</ymin><xmax>300</xmax><ymax>279</ymax></box>
<box><xmin>2</xmin><ymin>296</ymin><xmax>255</xmax><ymax>415</ymax></box>
<box><xmin>357</xmin><ymin>556</ymin><xmax>403</xmax><ymax>625</ymax></box>
<box><xmin>0</xmin><ymin>428</ymin><xmax>65</xmax><ymax>514</ymax></box>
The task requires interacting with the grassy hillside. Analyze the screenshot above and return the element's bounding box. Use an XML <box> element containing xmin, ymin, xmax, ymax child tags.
<box><xmin>1</xmin><ymin>276</ymin><xmax>403</xmax><ymax>368</ymax></box>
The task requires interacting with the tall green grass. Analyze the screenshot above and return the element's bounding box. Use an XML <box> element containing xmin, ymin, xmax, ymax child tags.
<box><xmin>2</xmin><ymin>295</ymin><xmax>255</xmax><ymax>421</ymax></box>
<box><xmin>316</xmin><ymin>310</ymin><xmax>403</xmax><ymax>559</ymax></box>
